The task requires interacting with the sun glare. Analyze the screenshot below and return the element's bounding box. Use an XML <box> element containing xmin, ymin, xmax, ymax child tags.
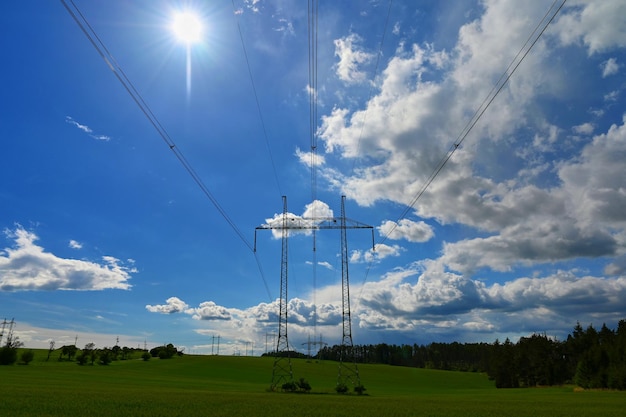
<box><xmin>171</xmin><ymin>11</ymin><xmax>203</xmax><ymax>45</ymax></box>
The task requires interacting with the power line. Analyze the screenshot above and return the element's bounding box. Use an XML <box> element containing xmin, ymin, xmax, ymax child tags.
<box><xmin>230</xmin><ymin>0</ymin><xmax>283</xmax><ymax>197</ymax></box>
<box><xmin>308</xmin><ymin>0</ymin><xmax>320</xmax><ymax>341</ymax></box>
<box><xmin>60</xmin><ymin>0</ymin><xmax>273</xmax><ymax>300</ymax></box>
<box><xmin>356</xmin><ymin>0</ymin><xmax>567</xmax><ymax>304</ymax></box>
<box><xmin>351</xmin><ymin>0</ymin><xmax>394</xmax><ymax>174</ymax></box>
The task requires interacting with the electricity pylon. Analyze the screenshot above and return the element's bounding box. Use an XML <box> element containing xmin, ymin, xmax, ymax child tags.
<box><xmin>255</xmin><ymin>195</ymin><xmax>373</xmax><ymax>391</ymax></box>
<box><xmin>302</xmin><ymin>333</ymin><xmax>327</xmax><ymax>359</ymax></box>
<box><xmin>337</xmin><ymin>196</ymin><xmax>361</xmax><ymax>389</ymax></box>
<box><xmin>265</xmin><ymin>196</ymin><xmax>293</xmax><ymax>390</ymax></box>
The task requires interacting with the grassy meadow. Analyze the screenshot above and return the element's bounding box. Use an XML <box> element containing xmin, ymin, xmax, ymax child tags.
<box><xmin>1</xmin><ymin>350</ymin><xmax>624</xmax><ymax>416</ymax></box>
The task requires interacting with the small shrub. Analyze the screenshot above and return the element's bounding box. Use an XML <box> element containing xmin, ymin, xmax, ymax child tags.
<box><xmin>76</xmin><ymin>351</ymin><xmax>89</xmax><ymax>366</ymax></box>
<box><xmin>296</xmin><ymin>377</ymin><xmax>312</xmax><ymax>392</ymax></box>
<box><xmin>20</xmin><ymin>350</ymin><xmax>35</xmax><ymax>365</ymax></box>
<box><xmin>354</xmin><ymin>384</ymin><xmax>367</xmax><ymax>395</ymax></box>
<box><xmin>281</xmin><ymin>381</ymin><xmax>298</xmax><ymax>392</ymax></box>
<box><xmin>99</xmin><ymin>349</ymin><xmax>112</xmax><ymax>365</ymax></box>
<box><xmin>141</xmin><ymin>352</ymin><xmax>151</xmax><ymax>361</ymax></box>
<box><xmin>0</xmin><ymin>347</ymin><xmax>18</xmax><ymax>365</ymax></box>
<box><xmin>335</xmin><ymin>383</ymin><xmax>349</xmax><ymax>394</ymax></box>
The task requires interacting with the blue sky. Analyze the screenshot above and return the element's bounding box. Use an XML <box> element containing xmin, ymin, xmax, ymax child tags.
<box><xmin>1</xmin><ymin>0</ymin><xmax>625</xmax><ymax>355</ymax></box>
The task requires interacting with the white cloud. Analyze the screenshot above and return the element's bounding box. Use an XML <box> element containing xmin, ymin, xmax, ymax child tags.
<box><xmin>351</xmin><ymin>243</ymin><xmax>403</xmax><ymax>263</ymax></box>
<box><xmin>306</xmin><ymin>260</ymin><xmax>334</xmax><ymax>270</ymax></box>
<box><xmin>65</xmin><ymin>116</ymin><xmax>92</xmax><ymax>133</ymax></box>
<box><xmin>312</xmin><ymin>0</ymin><xmax>626</xmax><ymax>279</ymax></box>
<box><xmin>555</xmin><ymin>1</ymin><xmax>626</xmax><ymax>55</ymax></box>
<box><xmin>604</xmin><ymin>90</ymin><xmax>619</xmax><ymax>102</ymax></box>
<box><xmin>65</xmin><ymin>116</ymin><xmax>111</xmax><ymax>141</ymax></box>
<box><xmin>295</xmin><ymin>147</ymin><xmax>325</xmax><ymax>167</ymax></box>
<box><xmin>145</xmin><ymin>296</ymin><xmax>343</xmax><ymax>354</ymax></box>
<box><xmin>318</xmin><ymin>261</ymin><xmax>333</xmax><ymax>270</ymax></box>
<box><xmin>605</xmin><ymin>255</ymin><xmax>626</xmax><ymax>276</ymax></box>
<box><xmin>261</xmin><ymin>200</ymin><xmax>334</xmax><ymax>239</ymax></box>
<box><xmin>145</xmin><ymin>297</ymin><xmax>189</xmax><ymax>314</ymax></box>
<box><xmin>602</xmin><ymin>57</ymin><xmax>619</xmax><ymax>77</ymax></box>
<box><xmin>0</xmin><ymin>227</ymin><xmax>132</xmax><ymax>291</ymax></box>
<box><xmin>559</xmin><ymin>115</ymin><xmax>626</xmax><ymax>228</ymax></box>
<box><xmin>354</xmin><ymin>259</ymin><xmax>626</xmax><ymax>338</ymax></box>
<box><xmin>274</xmin><ymin>18</ymin><xmax>294</xmax><ymax>36</ymax></box>
<box><xmin>378</xmin><ymin>219</ymin><xmax>434</xmax><ymax>242</ymax></box>
<box><xmin>572</xmin><ymin>122</ymin><xmax>594</xmax><ymax>135</ymax></box>
<box><xmin>244</xmin><ymin>0</ymin><xmax>261</xmax><ymax>13</ymax></box>
<box><xmin>392</xmin><ymin>22</ymin><xmax>400</xmax><ymax>36</ymax></box>
<box><xmin>333</xmin><ymin>33</ymin><xmax>374</xmax><ymax>84</ymax></box>
<box><xmin>189</xmin><ymin>301</ymin><xmax>232</xmax><ymax>321</ymax></box>
<box><xmin>68</xmin><ymin>239</ymin><xmax>83</xmax><ymax>249</ymax></box>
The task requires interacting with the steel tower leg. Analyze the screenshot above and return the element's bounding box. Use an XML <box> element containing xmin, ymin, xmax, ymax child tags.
<box><xmin>271</xmin><ymin>196</ymin><xmax>293</xmax><ymax>390</ymax></box>
<box><xmin>337</xmin><ymin>196</ymin><xmax>361</xmax><ymax>389</ymax></box>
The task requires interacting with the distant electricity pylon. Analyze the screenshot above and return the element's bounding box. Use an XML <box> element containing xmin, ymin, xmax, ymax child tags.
<box><xmin>0</xmin><ymin>318</ymin><xmax>15</xmax><ymax>346</ymax></box>
<box><xmin>211</xmin><ymin>335</ymin><xmax>221</xmax><ymax>355</ymax></box>
<box><xmin>302</xmin><ymin>333</ymin><xmax>327</xmax><ymax>359</ymax></box>
<box><xmin>255</xmin><ymin>195</ymin><xmax>373</xmax><ymax>390</ymax></box>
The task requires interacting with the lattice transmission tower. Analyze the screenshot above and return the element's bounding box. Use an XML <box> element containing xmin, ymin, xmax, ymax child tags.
<box><xmin>255</xmin><ymin>195</ymin><xmax>373</xmax><ymax>390</ymax></box>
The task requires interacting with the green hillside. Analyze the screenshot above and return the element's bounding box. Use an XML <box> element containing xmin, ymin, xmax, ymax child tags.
<box><xmin>1</xmin><ymin>351</ymin><xmax>623</xmax><ymax>416</ymax></box>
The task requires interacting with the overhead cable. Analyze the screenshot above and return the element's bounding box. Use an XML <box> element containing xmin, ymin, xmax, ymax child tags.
<box><xmin>61</xmin><ymin>0</ymin><xmax>273</xmax><ymax>300</ymax></box>
<box><xmin>230</xmin><ymin>0</ymin><xmax>283</xmax><ymax>197</ymax></box>
<box><xmin>357</xmin><ymin>0</ymin><xmax>567</xmax><ymax>304</ymax></box>
<box><xmin>351</xmin><ymin>0</ymin><xmax>394</xmax><ymax>174</ymax></box>
<box><xmin>308</xmin><ymin>0</ymin><xmax>319</xmax><ymax>338</ymax></box>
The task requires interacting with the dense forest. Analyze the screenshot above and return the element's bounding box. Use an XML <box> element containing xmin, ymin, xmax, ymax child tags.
<box><xmin>316</xmin><ymin>320</ymin><xmax>626</xmax><ymax>390</ymax></box>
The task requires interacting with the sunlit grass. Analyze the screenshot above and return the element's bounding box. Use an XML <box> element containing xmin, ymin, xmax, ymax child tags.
<box><xmin>1</xmin><ymin>350</ymin><xmax>624</xmax><ymax>417</ymax></box>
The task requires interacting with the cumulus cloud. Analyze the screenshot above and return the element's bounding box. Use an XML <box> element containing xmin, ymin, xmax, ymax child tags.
<box><xmin>261</xmin><ymin>200</ymin><xmax>334</xmax><ymax>239</ymax></box>
<box><xmin>295</xmin><ymin>147</ymin><xmax>325</xmax><ymax>167</ymax></box>
<box><xmin>559</xmin><ymin>115</ymin><xmax>626</xmax><ymax>227</ymax></box>
<box><xmin>350</xmin><ymin>243</ymin><xmax>403</xmax><ymax>263</ymax></box>
<box><xmin>605</xmin><ymin>256</ymin><xmax>626</xmax><ymax>276</ymax></box>
<box><xmin>572</xmin><ymin>122</ymin><xmax>594</xmax><ymax>135</ymax></box>
<box><xmin>188</xmin><ymin>301</ymin><xmax>232</xmax><ymax>321</ymax></box>
<box><xmin>378</xmin><ymin>219</ymin><xmax>434</xmax><ymax>242</ymax></box>
<box><xmin>604</xmin><ymin>90</ymin><xmax>620</xmax><ymax>102</ymax></box>
<box><xmin>144</xmin><ymin>260</ymin><xmax>625</xmax><ymax>348</ymax></box>
<box><xmin>555</xmin><ymin>1</ymin><xmax>626</xmax><ymax>54</ymax></box>
<box><xmin>0</xmin><ymin>227</ymin><xmax>133</xmax><ymax>291</ymax></box>
<box><xmin>355</xmin><ymin>260</ymin><xmax>626</xmax><ymax>338</ymax></box>
<box><xmin>601</xmin><ymin>57</ymin><xmax>619</xmax><ymax>77</ymax></box>
<box><xmin>145</xmin><ymin>297</ymin><xmax>189</xmax><ymax>314</ymax></box>
<box><xmin>145</xmin><ymin>296</ymin><xmax>342</xmax><ymax>353</ymax></box>
<box><xmin>68</xmin><ymin>239</ymin><xmax>83</xmax><ymax>249</ymax></box>
<box><xmin>333</xmin><ymin>33</ymin><xmax>374</xmax><ymax>84</ymax></box>
<box><xmin>310</xmin><ymin>0</ymin><xmax>626</xmax><ymax>278</ymax></box>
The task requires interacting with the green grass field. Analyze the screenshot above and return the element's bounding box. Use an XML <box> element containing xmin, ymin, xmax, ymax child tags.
<box><xmin>1</xmin><ymin>350</ymin><xmax>624</xmax><ymax>416</ymax></box>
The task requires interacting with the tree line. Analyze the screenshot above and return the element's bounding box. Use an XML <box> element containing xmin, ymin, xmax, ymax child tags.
<box><xmin>0</xmin><ymin>339</ymin><xmax>184</xmax><ymax>366</ymax></box>
<box><xmin>316</xmin><ymin>319</ymin><xmax>626</xmax><ymax>390</ymax></box>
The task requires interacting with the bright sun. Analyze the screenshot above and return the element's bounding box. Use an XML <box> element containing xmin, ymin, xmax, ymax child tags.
<box><xmin>171</xmin><ymin>11</ymin><xmax>203</xmax><ymax>45</ymax></box>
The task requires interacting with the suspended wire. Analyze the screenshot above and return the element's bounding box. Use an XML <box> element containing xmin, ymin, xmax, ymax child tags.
<box><xmin>230</xmin><ymin>0</ymin><xmax>283</xmax><ymax>197</ymax></box>
<box><xmin>308</xmin><ymin>0</ymin><xmax>319</xmax><ymax>204</ymax></box>
<box><xmin>385</xmin><ymin>0</ymin><xmax>566</xmax><ymax>245</ymax></box>
<box><xmin>351</xmin><ymin>0</ymin><xmax>394</xmax><ymax>174</ymax></box>
<box><xmin>356</xmin><ymin>0</ymin><xmax>567</xmax><ymax>305</ymax></box>
<box><xmin>308</xmin><ymin>0</ymin><xmax>319</xmax><ymax>339</ymax></box>
<box><xmin>61</xmin><ymin>0</ymin><xmax>273</xmax><ymax>300</ymax></box>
